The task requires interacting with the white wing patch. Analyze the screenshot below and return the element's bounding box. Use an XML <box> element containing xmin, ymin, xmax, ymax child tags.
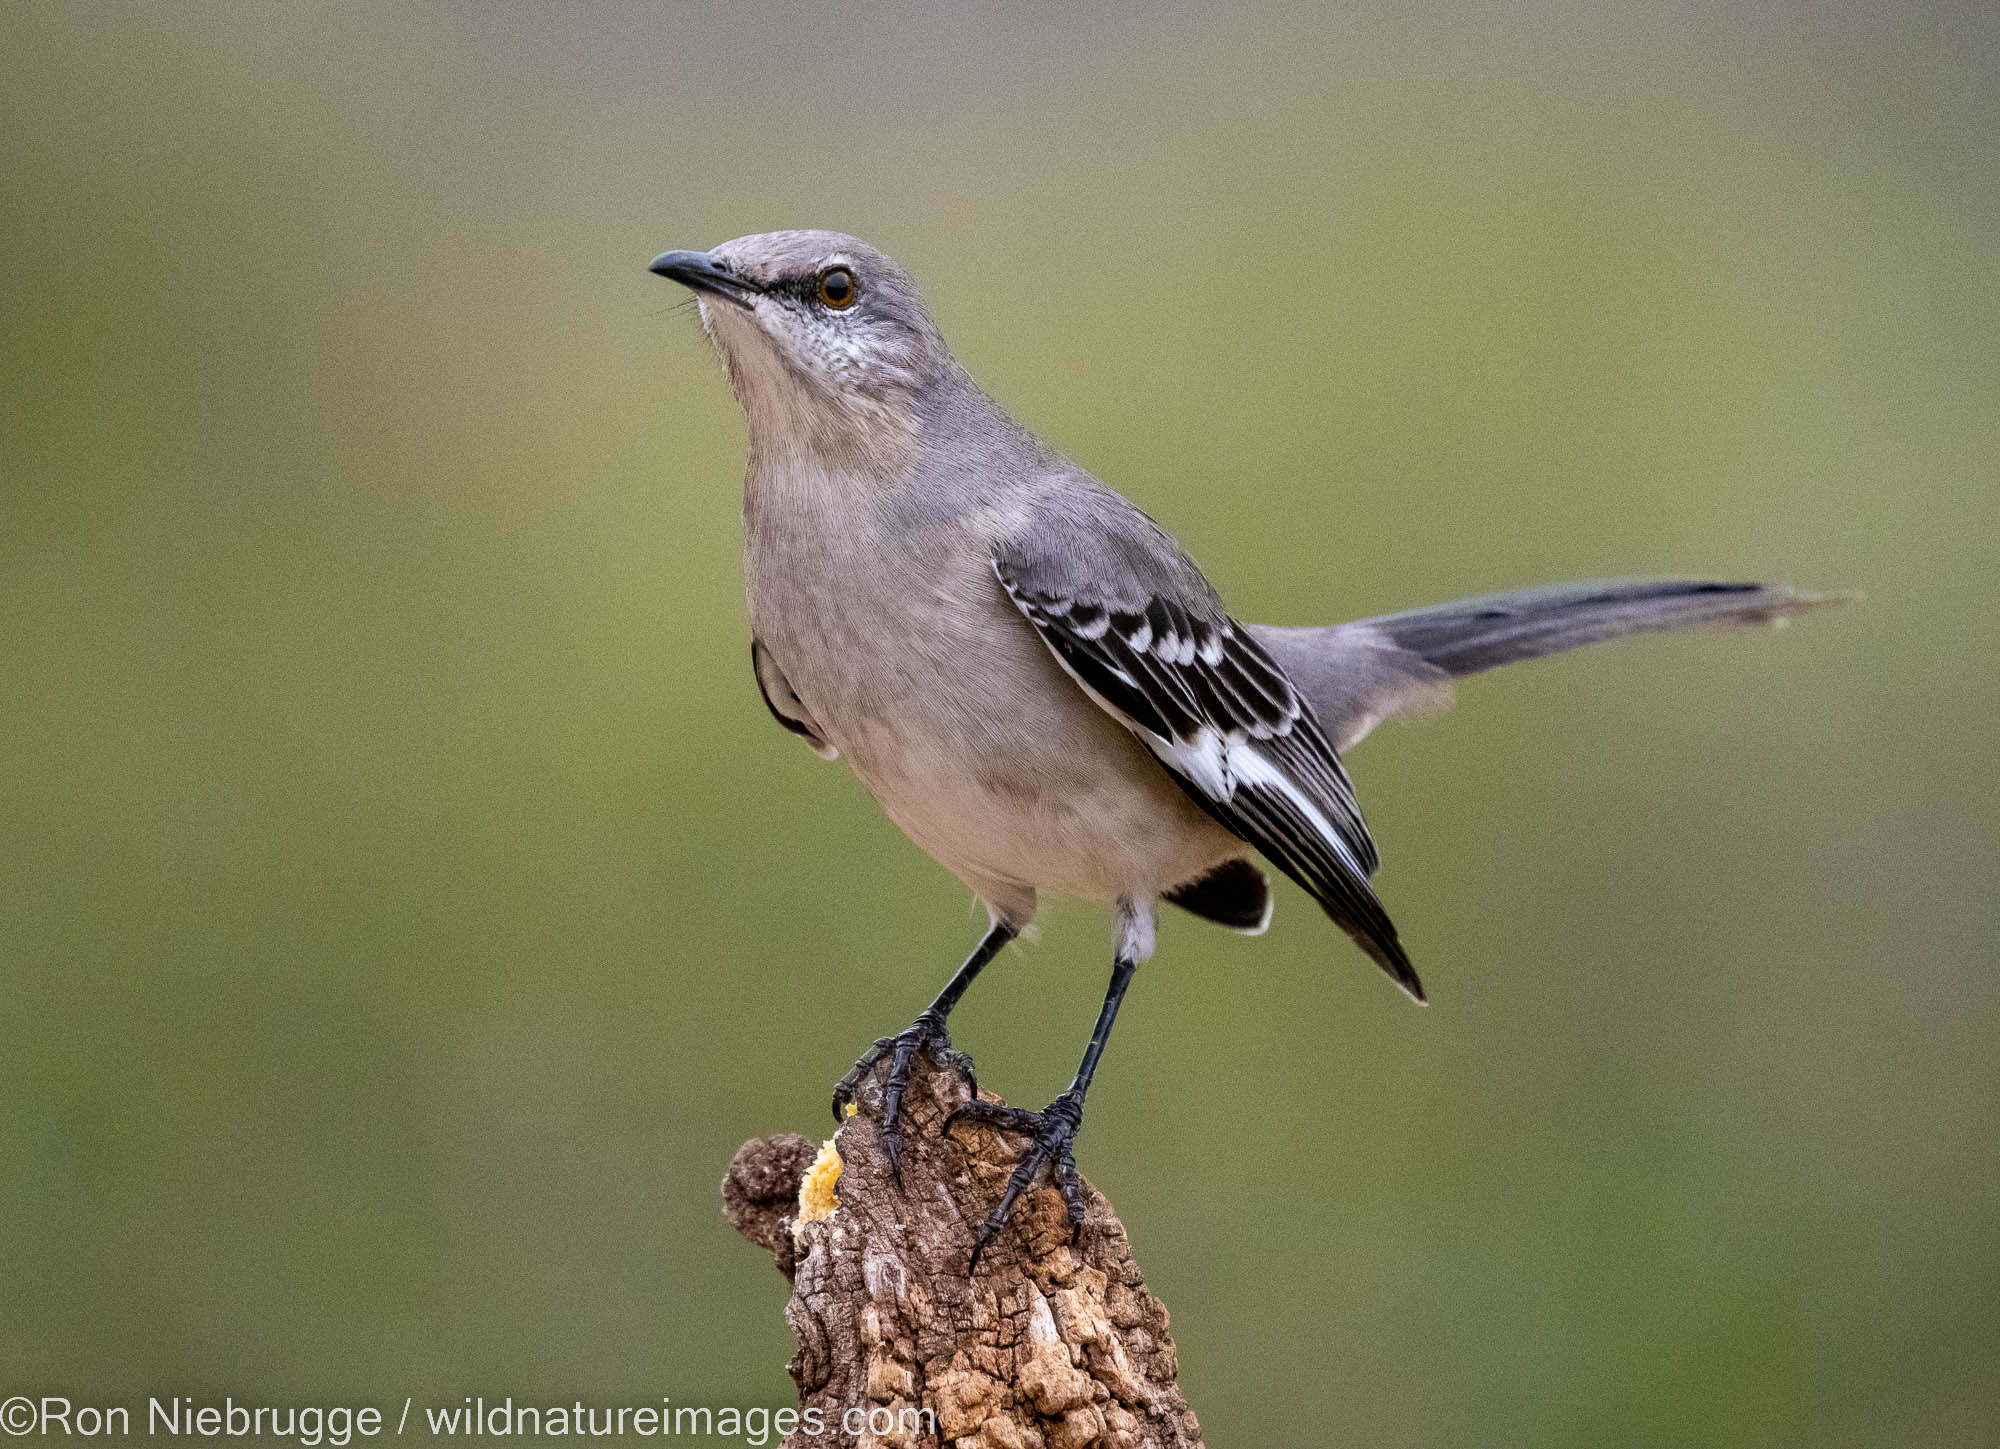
<box><xmin>991</xmin><ymin>538</ymin><xmax>1421</xmax><ymax>999</ymax></box>
<box><xmin>1152</xmin><ymin>731</ymin><xmax>1367</xmax><ymax>882</ymax></box>
<box><xmin>1155</xmin><ymin>726</ymin><xmax>1231</xmax><ymax>800</ymax></box>
<box><xmin>1228</xmin><ymin>741</ymin><xmax>1369</xmax><ymax>881</ymax></box>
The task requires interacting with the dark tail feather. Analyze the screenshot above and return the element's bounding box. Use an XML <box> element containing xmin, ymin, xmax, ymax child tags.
<box><xmin>1250</xmin><ymin>579</ymin><xmax>1848</xmax><ymax>753</ymax></box>
<box><xmin>1163</xmin><ymin>858</ymin><xmax>1273</xmax><ymax>933</ymax></box>
<box><xmin>1358</xmin><ymin>579</ymin><xmax>1846</xmax><ymax>678</ymax></box>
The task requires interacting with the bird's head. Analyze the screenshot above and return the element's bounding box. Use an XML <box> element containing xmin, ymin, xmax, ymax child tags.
<box><xmin>650</xmin><ymin>230</ymin><xmax>951</xmax><ymax>466</ymax></box>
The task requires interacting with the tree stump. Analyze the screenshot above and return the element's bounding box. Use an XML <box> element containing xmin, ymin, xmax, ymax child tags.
<box><xmin>722</xmin><ymin>1056</ymin><xmax>1204</xmax><ymax>1449</ymax></box>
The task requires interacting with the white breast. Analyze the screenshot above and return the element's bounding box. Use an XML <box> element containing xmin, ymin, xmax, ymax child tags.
<box><xmin>743</xmin><ymin>468</ymin><xmax>1238</xmax><ymax>921</ymax></box>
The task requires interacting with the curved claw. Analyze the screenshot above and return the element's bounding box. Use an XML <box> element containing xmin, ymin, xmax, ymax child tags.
<box><xmin>962</xmin><ymin>1089</ymin><xmax>1088</xmax><ymax>1271</ymax></box>
<box><xmin>879</xmin><ymin>1029</ymin><xmax>935</xmax><ymax>1184</ymax></box>
<box><xmin>1053</xmin><ymin>1155</ymin><xmax>1087</xmax><ymax>1235</ymax></box>
<box><xmin>829</xmin><ymin>1034</ymin><xmax>900</xmax><ymax>1123</ymax></box>
<box><xmin>828</xmin><ymin>1011</ymin><xmax>977</xmax><ymax>1186</ymax></box>
<box><xmin>935</xmin><ymin>1046</ymin><xmax>979</xmax><ymax>1098</ymax></box>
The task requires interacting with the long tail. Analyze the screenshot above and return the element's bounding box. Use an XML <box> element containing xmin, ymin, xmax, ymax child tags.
<box><xmin>1251</xmin><ymin>579</ymin><xmax>1848</xmax><ymax>753</ymax></box>
<box><xmin>1361</xmin><ymin>579</ymin><xmax>1842</xmax><ymax>676</ymax></box>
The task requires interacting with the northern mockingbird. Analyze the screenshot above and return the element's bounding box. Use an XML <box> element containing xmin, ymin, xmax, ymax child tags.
<box><xmin>649</xmin><ymin>229</ymin><xmax>1835</xmax><ymax>1264</ymax></box>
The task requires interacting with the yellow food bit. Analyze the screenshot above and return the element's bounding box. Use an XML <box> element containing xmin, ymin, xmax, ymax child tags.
<box><xmin>794</xmin><ymin>1138</ymin><xmax>842</xmax><ymax>1236</ymax></box>
<box><xmin>844</xmin><ymin>1102</ymin><xmax>858</xmax><ymax>1118</ymax></box>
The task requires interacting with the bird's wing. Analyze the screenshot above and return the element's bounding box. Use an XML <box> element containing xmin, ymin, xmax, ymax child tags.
<box><xmin>993</xmin><ymin>495</ymin><xmax>1421</xmax><ymax>999</ymax></box>
<box><xmin>751</xmin><ymin>639</ymin><xmax>837</xmax><ymax>760</ymax></box>
<box><xmin>1162</xmin><ymin>858</ymin><xmax>1273</xmax><ymax>934</ymax></box>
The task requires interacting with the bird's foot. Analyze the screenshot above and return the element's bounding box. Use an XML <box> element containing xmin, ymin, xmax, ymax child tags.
<box><xmin>829</xmin><ymin>1010</ymin><xmax>977</xmax><ymax>1183</ymax></box>
<box><xmin>946</xmin><ymin>1089</ymin><xmax>1087</xmax><ymax>1270</ymax></box>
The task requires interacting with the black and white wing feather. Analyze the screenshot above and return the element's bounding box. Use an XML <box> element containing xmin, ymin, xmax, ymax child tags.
<box><xmin>993</xmin><ymin>537</ymin><xmax>1422</xmax><ymax>1001</ymax></box>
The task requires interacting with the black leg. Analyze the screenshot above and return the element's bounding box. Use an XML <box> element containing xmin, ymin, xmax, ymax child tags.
<box><xmin>949</xmin><ymin>950</ymin><xmax>1138</xmax><ymax>1268</ymax></box>
<box><xmin>831</xmin><ymin>919</ymin><xmax>1017</xmax><ymax>1181</ymax></box>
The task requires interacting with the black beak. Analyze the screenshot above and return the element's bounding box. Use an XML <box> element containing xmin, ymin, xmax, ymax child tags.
<box><xmin>648</xmin><ymin>250</ymin><xmax>760</xmax><ymax>309</ymax></box>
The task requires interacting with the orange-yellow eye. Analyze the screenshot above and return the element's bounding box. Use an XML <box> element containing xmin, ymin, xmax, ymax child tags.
<box><xmin>818</xmin><ymin>267</ymin><xmax>855</xmax><ymax>309</ymax></box>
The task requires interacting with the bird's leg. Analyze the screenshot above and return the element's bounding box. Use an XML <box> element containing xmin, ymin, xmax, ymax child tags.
<box><xmin>831</xmin><ymin>919</ymin><xmax>1017</xmax><ymax>1180</ymax></box>
<box><xmin>948</xmin><ymin>934</ymin><xmax>1142</xmax><ymax>1270</ymax></box>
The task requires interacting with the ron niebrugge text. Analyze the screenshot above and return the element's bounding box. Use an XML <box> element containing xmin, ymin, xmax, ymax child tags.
<box><xmin>1</xmin><ymin>1396</ymin><xmax>935</xmax><ymax>1442</ymax></box>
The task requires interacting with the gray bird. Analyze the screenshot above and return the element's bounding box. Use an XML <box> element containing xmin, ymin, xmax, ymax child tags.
<box><xmin>649</xmin><ymin>229</ymin><xmax>1836</xmax><ymax>1264</ymax></box>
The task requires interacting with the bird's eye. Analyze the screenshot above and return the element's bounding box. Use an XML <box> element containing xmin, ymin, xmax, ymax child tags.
<box><xmin>817</xmin><ymin>267</ymin><xmax>856</xmax><ymax>309</ymax></box>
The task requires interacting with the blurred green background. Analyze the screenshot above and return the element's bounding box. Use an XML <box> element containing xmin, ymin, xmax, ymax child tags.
<box><xmin>3</xmin><ymin>1</ymin><xmax>1995</xmax><ymax>1443</ymax></box>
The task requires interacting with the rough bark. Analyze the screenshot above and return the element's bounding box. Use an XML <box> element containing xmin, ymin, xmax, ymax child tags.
<box><xmin>722</xmin><ymin>1056</ymin><xmax>1203</xmax><ymax>1449</ymax></box>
